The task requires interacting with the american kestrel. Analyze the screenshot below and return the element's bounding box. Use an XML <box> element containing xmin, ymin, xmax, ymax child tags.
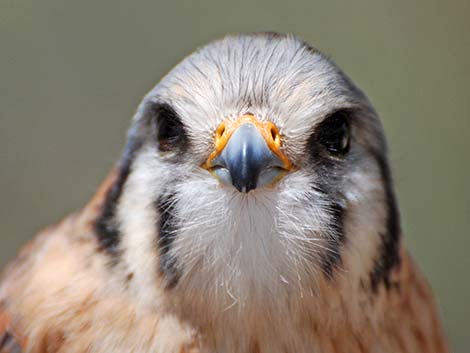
<box><xmin>0</xmin><ymin>33</ymin><xmax>448</xmax><ymax>353</ymax></box>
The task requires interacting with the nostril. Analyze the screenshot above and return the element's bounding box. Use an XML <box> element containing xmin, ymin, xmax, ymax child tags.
<box><xmin>270</xmin><ymin>127</ymin><xmax>277</xmax><ymax>141</ymax></box>
<box><xmin>269</xmin><ymin>125</ymin><xmax>281</xmax><ymax>147</ymax></box>
<box><xmin>216</xmin><ymin>123</ymin><xmax>226</xmax><ymax>138</ymax></box>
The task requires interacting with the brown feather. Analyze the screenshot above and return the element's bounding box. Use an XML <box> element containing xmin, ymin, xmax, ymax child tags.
<box><xmin>0</xmin><ymin>174</ymin><xmax>198</xmax><ymax>353</ymax></box>
<box><xmin>0</xmin><ymin>301</ymin><xmax>26</xmax><ymax>352</ymax></box>
<box><xmin>0</xmin><ymin>174</ymin><xmax>449</xmax><ymax>353</ymax></box>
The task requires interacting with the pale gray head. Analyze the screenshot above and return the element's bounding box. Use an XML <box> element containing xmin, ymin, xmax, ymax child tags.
<box><xmin>95</xmin><ymin>33</ymin><xmax>400</xmax><ymax>313</ymax></box>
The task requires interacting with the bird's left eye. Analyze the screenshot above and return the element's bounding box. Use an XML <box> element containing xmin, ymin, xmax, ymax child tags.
<box><xmin>317</xmin><ymin>110</ymin><xmax>351</xmax><ymax>155</ymax></box>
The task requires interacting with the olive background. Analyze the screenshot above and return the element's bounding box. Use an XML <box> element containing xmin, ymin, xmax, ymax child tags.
<box><xmin>0</xmin><ymin>0</ymin><xmax>468</xmax><ymax>351</ymax></box>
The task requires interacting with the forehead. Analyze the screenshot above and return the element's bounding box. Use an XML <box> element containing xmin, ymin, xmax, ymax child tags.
<box><xmin>145</xmin><ymin>34</ymin><xmax>369</xmax><ymax>132</ymax></box>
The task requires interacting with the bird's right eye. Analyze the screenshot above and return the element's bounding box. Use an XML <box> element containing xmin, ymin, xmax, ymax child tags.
<box><xmin>151</xmin><ymin>103</ymin><xmax>187</xmax><ymax>152</ymax></box>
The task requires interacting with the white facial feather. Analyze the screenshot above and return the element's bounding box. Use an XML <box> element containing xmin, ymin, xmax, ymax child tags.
<box><xmin>116</xmin><ymin>34</ymin><xmax>393</xmax><ymax>343</ymax></box>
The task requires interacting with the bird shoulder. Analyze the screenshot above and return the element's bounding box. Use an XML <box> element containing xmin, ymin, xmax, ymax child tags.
<box><xmin>0</xmin><ymin>171</ymin><xmax>198</xmax><ymax>353</ymax></box>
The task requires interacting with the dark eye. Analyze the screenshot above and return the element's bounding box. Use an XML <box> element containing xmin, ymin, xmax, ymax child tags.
<box><xmin>152</xmin><ymin>103</ymin><xmax>187</xmax><ymax>152</ymax></box>
<box><xmin>317</xmin><ymin>110</ymin><xmax>351</xmax><ymax>155</ymax></box>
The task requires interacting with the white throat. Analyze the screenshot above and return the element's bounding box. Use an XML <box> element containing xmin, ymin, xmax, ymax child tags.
<box><xmin>117</xmin><ymin>149</ymin><xmax>387</xmax><ymax>352</ymax></box>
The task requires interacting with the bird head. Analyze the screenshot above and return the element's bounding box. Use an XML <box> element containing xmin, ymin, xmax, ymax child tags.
<box><xmin>96</xmin><ymin>33</ymin><xmax>400</xmax><ymax>316</ymax></box>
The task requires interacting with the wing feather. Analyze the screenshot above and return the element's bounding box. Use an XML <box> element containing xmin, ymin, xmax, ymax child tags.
<box><xmin>0</xmin><ymin>302</ymin><xmax>25</xmax><ymax>353</ymax></box>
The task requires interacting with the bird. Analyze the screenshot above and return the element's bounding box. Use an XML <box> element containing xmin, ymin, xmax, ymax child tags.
<box><xmin>0</xmin><ymin>32</ymin><xmax>449</xmax><ymax>353</ymax></box>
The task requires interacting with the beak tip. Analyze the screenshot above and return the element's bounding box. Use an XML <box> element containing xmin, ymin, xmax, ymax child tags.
<box><xmin>234</xmin><ymin>183</ymin><xmax>255</xmax><ymax>193</ymax></box>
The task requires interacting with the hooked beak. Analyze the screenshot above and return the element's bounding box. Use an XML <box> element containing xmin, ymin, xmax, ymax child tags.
<box><xmin>202</xmin><ymin>115</ymin><xmax>294</xmax><ymax>193</ymax></box>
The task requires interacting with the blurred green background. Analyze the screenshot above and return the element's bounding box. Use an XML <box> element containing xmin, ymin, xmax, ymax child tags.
<box><xmin>0</xmin><ymin>0</ymin><xmax>468</xmax><ymax>350</ymax></box>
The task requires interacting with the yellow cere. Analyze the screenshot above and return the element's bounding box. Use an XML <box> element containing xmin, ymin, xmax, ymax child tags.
<box><xmin>202</xmin><ymin>114</ymin><xmax>294</xmax><ymax>171</ymax></box>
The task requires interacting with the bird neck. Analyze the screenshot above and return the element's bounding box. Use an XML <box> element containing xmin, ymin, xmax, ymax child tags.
<box><xmin>166</xmin><ymin>247</ymin><xmax>444</xmax><ymax>353</ymax></box>
<box><xmin>163</xmin><ymin>244</ymin><xmax>387</xmax><ymax>353</ymax></box>
<box><xmin>168</xmin><ymin>271</ymin><xmax>374</xmax><ymax>353</ymax></box>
